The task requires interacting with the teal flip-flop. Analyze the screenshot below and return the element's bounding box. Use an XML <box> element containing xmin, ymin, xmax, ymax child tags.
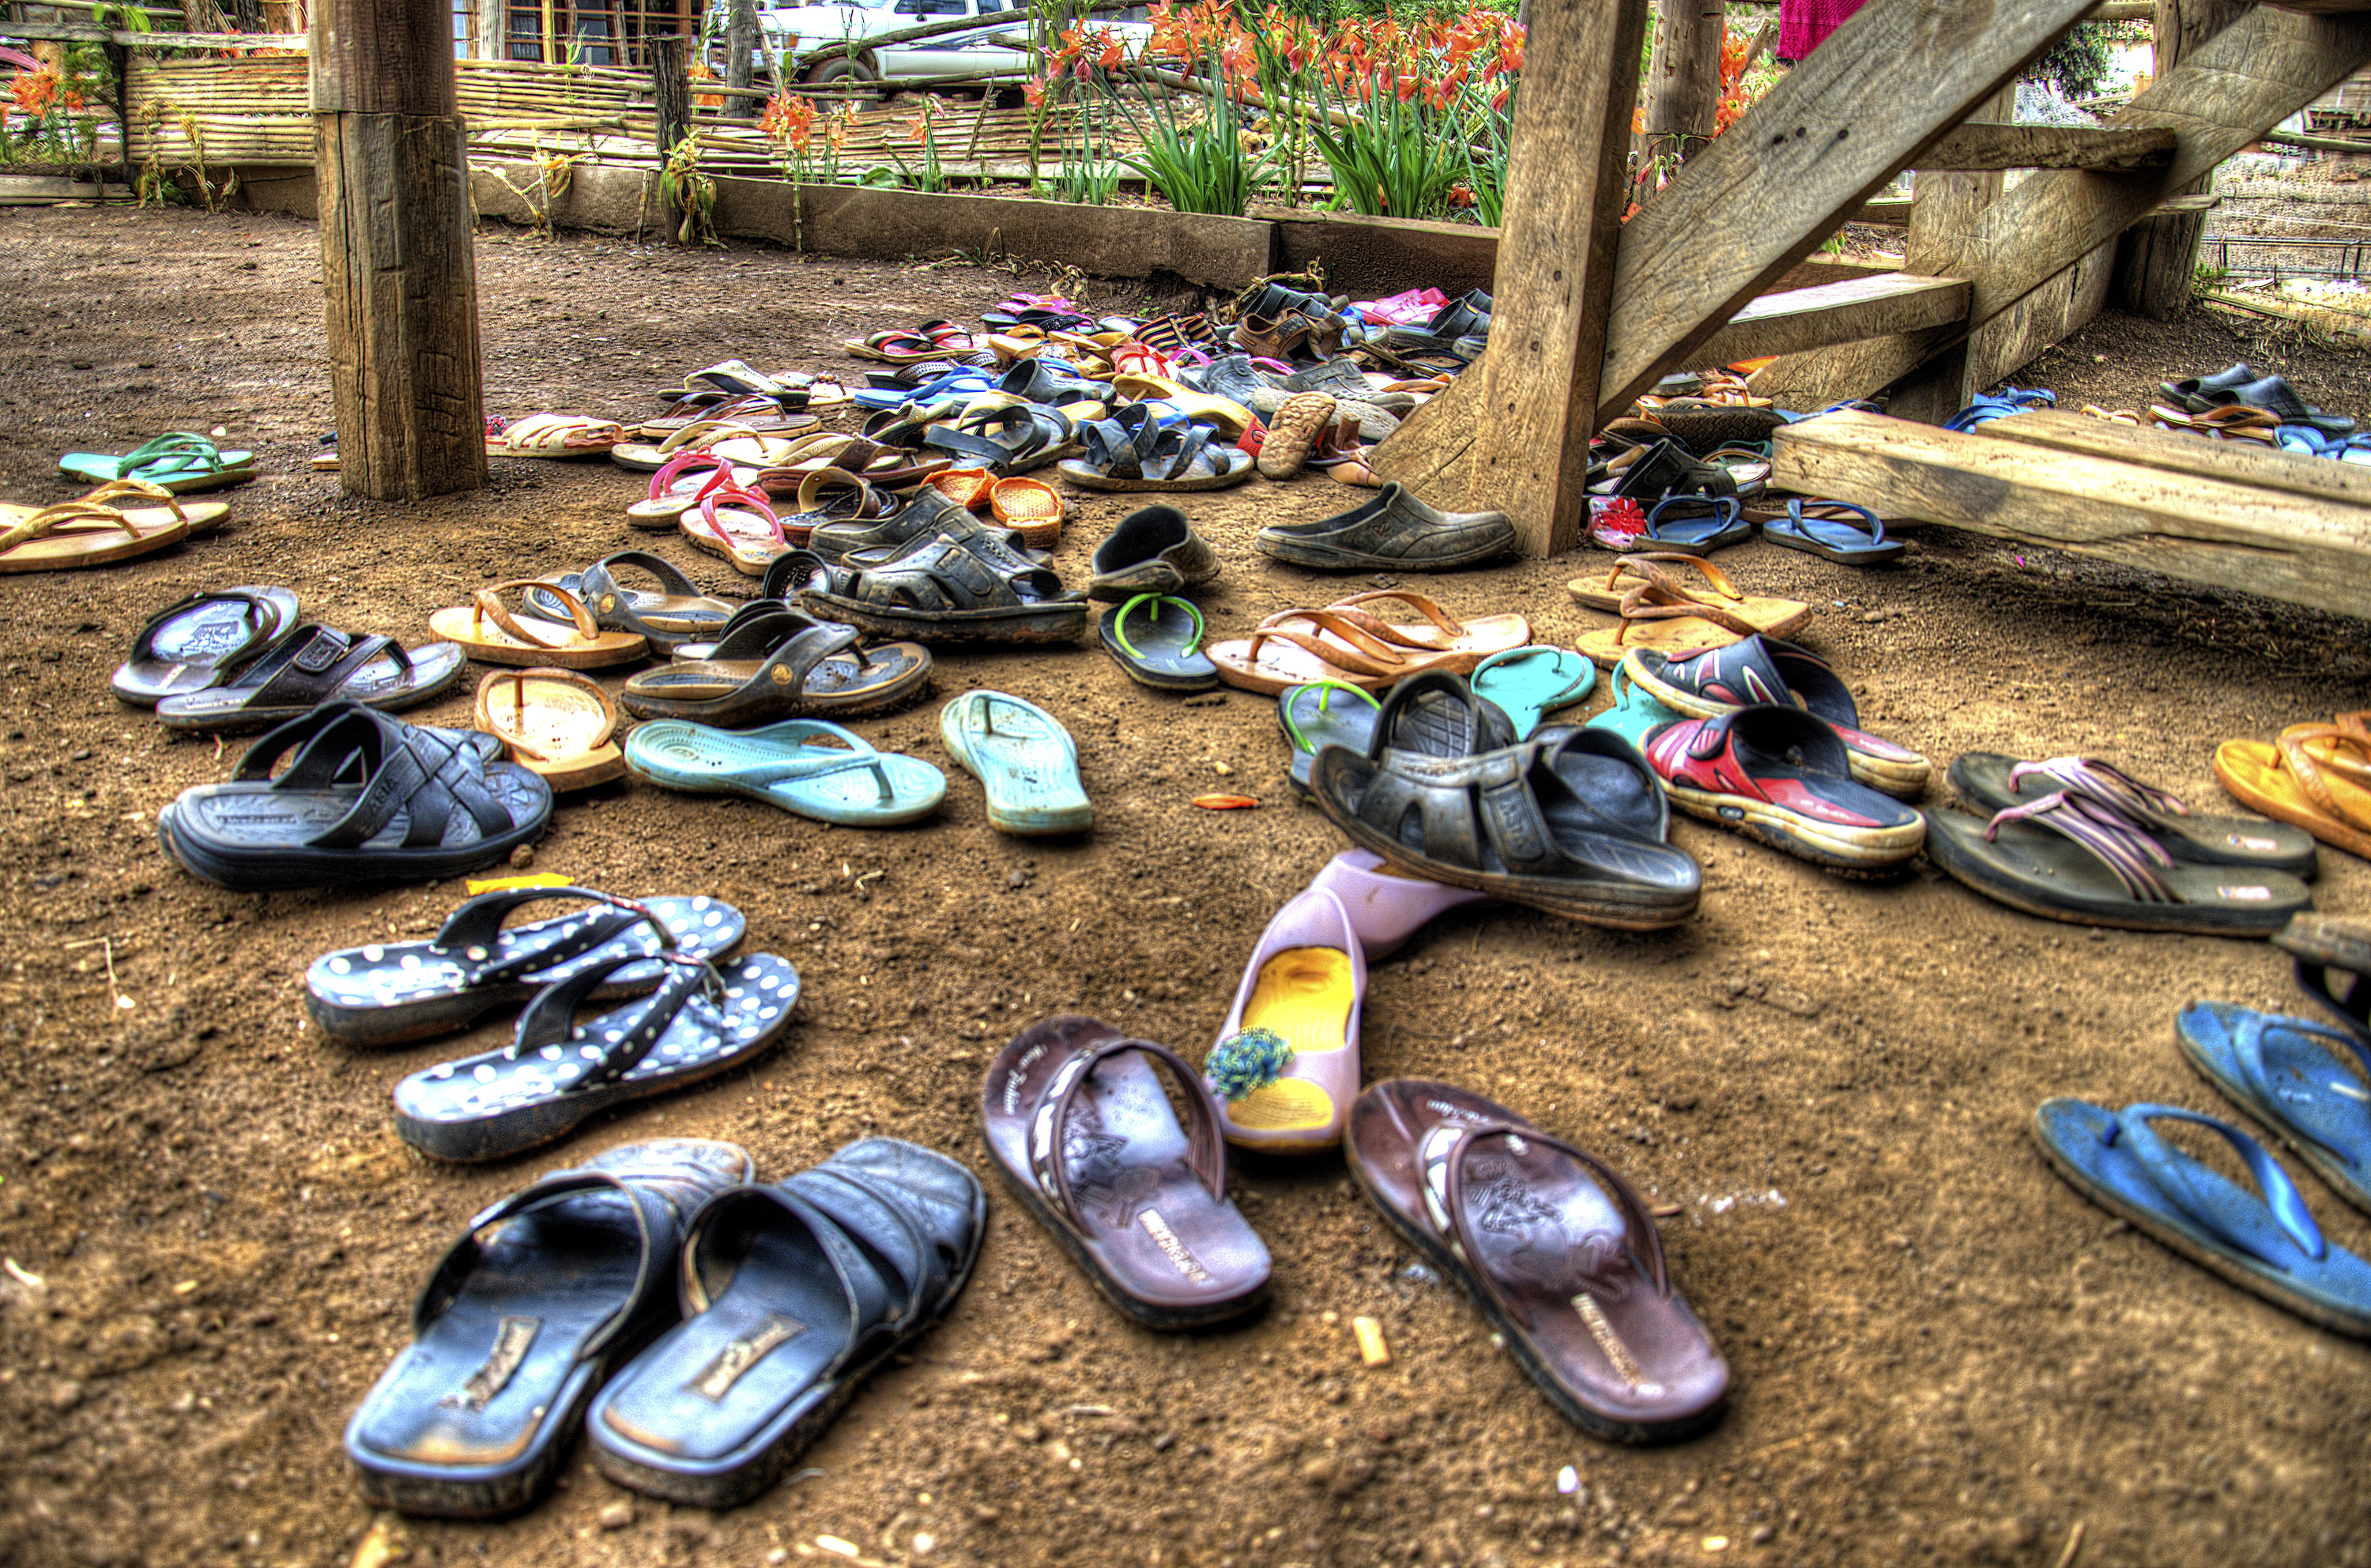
<box><xmin>1278</xmin><ymin>680</ymin><xmax>1382</xmax><ymax>792</ymax></box>
<box><xmin>1581</xmin><ymin>662</ymin><xmax>1688</xmax><ymax>750</ymax></box>
<box><xmin>624</xmin><ymin>718</ymin><xmax>945</xmax><ymax>826</ymax></box>
<box><xmin>58</xmin><ymin>432</ymin><xmax>256</xmax><ymax>494</ymax></box>
<box><xmin>1469</xmin><ymin>645</ymin><xmax>1596</xmax><ymax>740</ymax></box>
<box><xmin>2033</xmin><ymin>1098</ymin><xmax>2371</xmax><ymax>1337</ymax></box>
<box><xmin>1097</xmin><ymin>594</ymin><xmax>1219</xmax><ymax>692</ymax></box>
<box><xmin>2177</xmin><ymin>1000</ymin><xmax>2371</xmax><ymax>1216</ymax></box>
<box><xmin>940</xmin><ymin>690</ymin><xmax>1092</xmax><ymax>835</ymax></box>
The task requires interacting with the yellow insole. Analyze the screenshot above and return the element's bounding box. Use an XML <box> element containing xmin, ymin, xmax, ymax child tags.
<box><xmin>1227</xmin><ymin>947</ymin><xmax>1353</xmax><ymax>1133</ymax></box>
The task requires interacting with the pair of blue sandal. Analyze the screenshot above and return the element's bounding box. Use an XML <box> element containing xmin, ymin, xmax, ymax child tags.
<box><xmin>2037</xmin><ymin>915</ymin><xmax>2371</xmax><ymax>1336</ymax></box>
<box><xmin>1631</xmin><ymin>496</ymin><xmax>1902</xmax><ymax>564</ymax></box>
<box><xmin>1942</xmin><ymin>386</ymin><xmax>2056</xmax><ymax>433</ymax></box>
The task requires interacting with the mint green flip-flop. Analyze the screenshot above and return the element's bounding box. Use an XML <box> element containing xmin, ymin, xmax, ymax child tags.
<box><xmin>1583</xmin><ymin>662</ymin><xmax>1687</xmax><ymax>749</ymax></box>
<box><xmin>1470</xmin><ymin>645</ymin><xmax>1596</xmax><ymax>740</ymax></box>
<box><xmin>624</xmin><ymin>718</ymin><xmax>945</xmax><ymax>826</ymax></box>
<box><xmin>58</xmin><ymin>432</ymin><xmax>256</xmax><ymax>494</ymax></box>
<box><xmin>940</xmin><ymin>689</ymin><xmax>1091</xmax><ymax>835</ymax></box>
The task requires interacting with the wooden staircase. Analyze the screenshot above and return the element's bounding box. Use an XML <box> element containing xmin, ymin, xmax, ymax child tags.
<box><xmin>1367</xmin><ymin>0</ymin><xmax>2371</xmax><ymax>558</ymax></box>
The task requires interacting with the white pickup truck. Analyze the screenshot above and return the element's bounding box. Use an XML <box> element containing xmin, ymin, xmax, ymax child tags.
<box><xmin>756</xmin><ymin>0</ymin><xmax>1150</xmax><ymax>85</ymax></box>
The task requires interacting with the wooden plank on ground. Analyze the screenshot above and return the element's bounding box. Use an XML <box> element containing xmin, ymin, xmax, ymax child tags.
<box><xmin>1694</xmin><ymin>273</ymin><xmax>1969</xmax><ymax>364</ymax></box>
<box><xmin>1770</xmin><ymin>409</ymin><xmax>2371</xmax><ymax>619</ymax></box>
<box><xmin>1976</xmin><ymin>409</ymin><xmax>2371</xmax><ymax>507</ymax></box>
<box><xmin>1590</xmin><ymin>0</ymin><xmax>2101</xmax><ymax>425</ymax></box>
<box><xmin>1367</xmin><ymin>0</ymin><xmax>1649</xmax><ymax>555</ymax></box>
<box><xmin>1920</xmin><ymin>122</ymin><xmax>2177</xmax><ymax>169</ymax></box>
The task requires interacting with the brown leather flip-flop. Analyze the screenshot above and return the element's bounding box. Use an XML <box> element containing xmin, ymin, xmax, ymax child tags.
<box><xmin>982</xmin><ymin>1016</ymin><xmax>1271</xmax><ymax>1329</ymax></box>
<box><xmin>1345</xmin><ymin>1079</ymin><xmax>1728</xmax><ymax>1442</ymax></box>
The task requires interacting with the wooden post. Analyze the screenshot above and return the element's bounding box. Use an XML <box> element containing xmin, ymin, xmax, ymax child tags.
<box><xmin>473</xmin><ymin>0</ymin><xmax>504</xmax><ymax>57</ymax></box>
<box><xmin>312</xmin><ymin>0</ymin><xmax>488</xmax><ymax>503</ymax></box>
<box><xmin>2109</xmin><ymin>0</ymin><xmax>2247</xmax><ymax>317</ymax></box>
<box><xmin>1367</xmin><ymin>0</ymin><xmax>1650</xmax><ymax>556</ymax></box>
<box><xmin>1881</xmin><ymin>82</ymin><xmax>2011</xmax><ymax>422</ymax></box>
<box><xmin>653</xmin><ymin>32</ymin><xmax>689</xmax><ymax>151</ymax></box>
<box><xmin>726</xmin><ymin>0</ymin><xmax>756</xmax><ymax>119</ymax></box>
<box><xmin>1642</xmin><ymin>0</ymin><xmax>1725</xmax><ymax>171</ymax></box>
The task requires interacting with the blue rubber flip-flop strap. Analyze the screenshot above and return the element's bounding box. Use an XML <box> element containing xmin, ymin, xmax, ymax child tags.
<box><xmin>1782</xmin><ymin>499</ymin><xmax>1886</xmax><ymax>549</ymax></box>
<box><xmin>2109</xmin><ymin>1104</ymin><xmax>2325</xmax><ymax>1262</ymax></box>
<box><xmin>1644</xmin><ymin>495</ymin><xmax>1741</xmax><ymax>544</ymax></box>
<box><xmin>2230</xmin><ymin>1011</ymin><xmax>2371</xmax><ymax>1169</ymax></box>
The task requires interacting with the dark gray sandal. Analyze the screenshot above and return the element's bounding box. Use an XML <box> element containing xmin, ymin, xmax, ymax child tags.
<box><xmin>1255</xmin><ymin>481</ymin><xmax>1515</xmax><ymax>570</ymax></box>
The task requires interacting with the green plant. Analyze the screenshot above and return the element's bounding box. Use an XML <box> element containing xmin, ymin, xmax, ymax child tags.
<box><xmin>658</xmin><ymin>133</ymin><xmax>721</xmax><ymax>243</ymax></box>
<box><xmin>2022</xmin><ymin>21</ymin><xmax>2143</xmax><ymax>102</ymax></box>
<box><xmin>885</xmin><ymin>94</ymin><xmax>950</xmax><ymax>194</ymax></box>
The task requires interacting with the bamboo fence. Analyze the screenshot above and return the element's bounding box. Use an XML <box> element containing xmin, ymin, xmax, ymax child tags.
<box><xmin>122</xmin><ymin>52</ymin><xmax>1157</xmax><ymax>181</ymax></box>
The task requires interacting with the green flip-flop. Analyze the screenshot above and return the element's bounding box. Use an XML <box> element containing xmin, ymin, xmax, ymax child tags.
<box><xmin>1470</xmin><ymin>645</ymin><xmax>1596</xmax><ymax>739</ymax></box>
<box><xmin>58</xmin><ymin>432</ymin><xmax>256</xmax><ymax>494</ymax></box>
<box><xmin>1096</xmin><ymin>594</ymin><xmax>1219</xmax><ymax>692</ymax></box>
<box><xmin>1582</xmin><ymin>662</ymin><xmax>1687</xmax><ymax>750</ymax></box>
<box><xmin>625</xmin><ymin>717</ymin><xmax>946</xmax><ymax>826</ymax></box>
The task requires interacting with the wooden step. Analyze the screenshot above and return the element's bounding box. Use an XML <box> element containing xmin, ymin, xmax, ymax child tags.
<box><xmin>1920</xmin><ymin>122</ymin><xmax>2177</xmax><ymax>170</ymax></box>
<box><xmin>1770</xmin><ymin>409</ymin><xmax>2371</xmax><ymax>620</ymax></box>
<box><xmin>1694</xmin><ymin>272</ymin><xmax>1970</xmax><ymax>365</ymax></box>
<box><xmin>1973</xmin><ymin>409</ymin><xmax>2371</xmax><ymax>507</ymax></box>
<box><xmin>1847</xmin><ymin>191</ymin><xmax>2218</xmax><ymax>228</ymax></box>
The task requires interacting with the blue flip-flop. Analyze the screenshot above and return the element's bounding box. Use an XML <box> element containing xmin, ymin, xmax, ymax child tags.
<box><xmin>939</xmin><ymin>690</ymin><xmax>1091</xmax><ymax>835</ymax></box>
<box><xmin>1762</xmin><ymin>499</ymin><xmax>1906</xmax><ymax>565</ymax></box>
<box><xmin>624</xmin><ymin>718</ymin><xmax>945</xmax><ymax>826</ymax></box>
<box><xmin>1098</xmin><ymin>594</ymin><xmax>1219</xmax><ymax>691</ymax></box>
<box><xmin>2177</xmin><ymin>1000</ymin><xmax>2371</xmax><ymax>1216</ymax></box>
<box><xmin>850</xmin><ymin>369</ymin><xmax>995</xmax><ymax>410</ymax></box>
<box><xmin>1468</xmin><ymin>645</ymin><xmax>1596</xmax><ymax>740</ymax></box>
<box><xmin>2032</xmin><ymin>1099</ymin><xmax>2371</xmax><ymax>1337</ymax></box>
<box><xmin>1642</xmin><ymin>495</ymin><xmax>1750</xmax><ymax>555</ymax></box>
<box><xmin>1582</xmin><ymin>662</ymin><xmax>1690</xmax><ymax>751</ymax></box>
<box><xmin>1278</xmin><ymin>680</ymin><xmax>1382</xmax><ymax>792</ymax></box>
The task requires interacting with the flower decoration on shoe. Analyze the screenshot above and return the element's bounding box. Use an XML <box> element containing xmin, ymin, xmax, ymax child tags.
<box><xmin>1205</xmin><ymin>1027</ymin><xmax>1295</xmax><ymax>1101</ymax></box>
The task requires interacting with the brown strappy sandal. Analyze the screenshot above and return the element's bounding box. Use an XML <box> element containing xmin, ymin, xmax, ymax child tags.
<box><xmin>982</xmin><ymin>1016</ymin><xmax>1271</xmax><ymax>1329</ymax></box>
<box><xmin>1570</xmin><ymin>552</ymin><xmax>1810</xmax><ymax>667</ymax></box>
<box><xmin>473</xmin><ymin>667</ymin><xmax>626</xmax><ymax>791</ymax></box>
<box><xmin>1347</xmin><ymin>1079</ymin><xmax>1727</xmax><ymax>1442</ymax></box>
<box><xmin>426</xmin><ymin>581</ymin><xmax>650</xmax><ymax>669</ymax></box>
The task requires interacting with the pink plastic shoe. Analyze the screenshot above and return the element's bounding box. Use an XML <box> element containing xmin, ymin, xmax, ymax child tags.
<box><xmin>1308</xmin><ymin>848</ymin><xmax>1490</xmax><ymax>960</ymax></box>
<box><xmin>1205</xmin><ymin>888</ymin><xmax>1366</xmax><ymax>1154</ymax></box>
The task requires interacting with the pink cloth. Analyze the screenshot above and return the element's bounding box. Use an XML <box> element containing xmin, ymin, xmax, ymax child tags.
<box><xmin>1778</xmin><ymin>0</ymin><xmax>1868</xmax><ymax>59</ymax></box>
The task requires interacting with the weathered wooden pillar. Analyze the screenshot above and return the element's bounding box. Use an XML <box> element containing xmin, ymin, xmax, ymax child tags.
<box><xmin>1367</xmin><ymin>0</ymin><xmax>1651</xmax><ymax>555</ymax></box>
<box><xmin>2109</xmin><ymin>0</ymin><xmax>2247</xmax><ymax>316</ymax></box>
<box><xmin>726</xmin><ymin>0</ymin><xmax>756</xmax><ymax>119</ymax></box>
<box><xmin>1883</xmin><ymin>82</ymin><xmax>2011</xmax><ymax>422</ymax></box>
<box><xmin>473</xmin><ymin>0</ymin><xmax>505</xmax><ymax>58</ymax></box>
<box><xmin>1642</xmin><ymin>0</ymin><xmax>1725</xmax><ymax>170</ymax></box>
<box><xmin>313</xmin><ymin>0</ymin><xmax>488</xmax><ymax>501</ymax></box>
<box><xmin>652</xmin><ymin>32</ymin><xmax>690</xmax><ymax>152</ymax></box>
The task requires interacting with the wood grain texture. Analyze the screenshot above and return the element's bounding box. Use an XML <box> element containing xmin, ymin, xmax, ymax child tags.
<box><xmin>1770</xmin><ymin>410</ymin><xmax>2371</xmax><ymax>619</ymax></box>
<box><xmin>1931</xmin><ymin>6</ymin><xmax>2371</xmax><ymax>334</ymax></box>
<box><xmin>1879</xmin><ymin>83</ymin><xmax>2011</xmax><ymax>422</ymax></box>
<box><xmin>1642</xmin><ymin>0</ymin><xmax>1725</xmax><ymax>164</ymax></box>
<box><xmin>2109</xmin><ymin>0</ymin><xmax>2248</xmax><ymax>317</ymax></box>
<box><xmin>651</xmin><ymin>33</ymin><xmax>689</xmax><ymax>153</ymax></box>
<box><xmin>317</xmin><ymin>112</ymin><xmax>488</xmax><ymax>500</ymax></box>
<box><xmin>1693</xmin><ymin>273</ymin><xmax>1968</xmax><ymax>364</ymax></box>
<box><xmin>1368</xmin><ymin>0</ymin><xmax>1649</xmax><ymax>556</ymax></box>
<box><xmin>310</xmin><ymin>0</ymin><xmax>458</xmax><ymax>115</ymax></box>
<box><xmin>1977</xmin><ymin>409</ymin><xmax>2371</xmax><ymax>507</ymax></box>
<box><xmin>1920</xmin><ymin>122</ymin><xmax>2177</xmax><ymax>170</ymax></box>
<box><xmin>1593</xmin><ymin>0</ymin><xmax>2098</xmax><ymax>424</ymax></box>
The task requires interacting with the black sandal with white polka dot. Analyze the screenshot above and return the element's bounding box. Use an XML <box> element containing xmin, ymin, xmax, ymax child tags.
<box><xmin>307</xmin><ymin>887</ymin><xmax>747</xmax><ymax>1047</ymax></box>
<box><xmin>392</xmin><ymin>950</ymin><xmax>801</xmax><ymax>1163</ymax></box>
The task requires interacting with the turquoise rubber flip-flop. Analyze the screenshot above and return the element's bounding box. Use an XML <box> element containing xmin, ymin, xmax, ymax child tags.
<box><xmin>2033</xmin><ymin>1098</ymin><xmax>2371</xmax><ymax>1337</ymax></box>
<box><xmin>1582</xmin><ymin>662</ymin><xmax>1688</xmax><ymax>750</ymax></box>
<box><xmin>1469</xmin><ymin>645</ymin><xmax>1596</xmax><ymax>740</ymax></box>
<box><xmin>58</xmin><ymin>432</ymin><xmax>257</xmax><ymax>494</ymax></box>
<box><xmin>1278</xmin><ymin>680</ymin><xmax>1382</xmax><ymax>792</ymax></box>
<box><xmin>940</xmin><ymin>690</ymin><xmax>1092</xmax><ymax>835</ymax></box>
<box><xmin>624</xmin><ymin>718</ymin><xmax>945</xmax><ymax>826</ymax></box>
<box><xmin>2177</xmin><ymin>1000</ymin><xmax>2371</xmax><ymax>1216</ymax></box>
<box><xmin>1097</xmin><ymin>594</ymin><xmax>1219</xmax><ymax>692</ymax></box>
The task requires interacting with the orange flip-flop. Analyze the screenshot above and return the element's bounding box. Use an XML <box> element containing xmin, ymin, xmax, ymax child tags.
<box><xmin>988</xmin><ymin>476</ymin><xmax>1065</xmax><ymax>548</ymax></box>
<box><xmin>2215</xmin><ymin>714</ymin><xmax>2371</xmax><ymax>862</ymax></box>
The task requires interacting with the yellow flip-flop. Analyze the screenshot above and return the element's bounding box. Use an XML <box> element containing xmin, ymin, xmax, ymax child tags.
<box><xmin>2216</xmin><ymin>718</ymin><xmax>2371</xmax><ymax>862</ymax></box>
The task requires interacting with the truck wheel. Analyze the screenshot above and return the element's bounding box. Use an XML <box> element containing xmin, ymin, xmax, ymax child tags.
<box><xmin>804</xmin><ymin>55</ymin><xmax>880</xmax><ymax>85</ymax></box>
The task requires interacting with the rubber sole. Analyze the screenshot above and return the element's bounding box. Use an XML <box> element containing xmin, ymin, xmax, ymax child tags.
<box><xmin>151</xmin><ymin>653</ymin><xmax>470</xmax><ymax>733</ymax></box>
<box><xmin>157</xmin><ymin>791</ymin><xmax>548</xmax><ymax>895</ymax></box>
<box><xmin>615</xmin><ymin>661</ymin><xmax>933</xmax><ymax>726</ymax></box>
<box><xmin>1344</xmin><ymin>1136</ymin><xmax>1724</xmax><ymax>1444</ymax></box>
<box><xmin>2174</xmin><ymin>1023</ymin><xmax>2371</xmax><ymax>1220</ymax></box>
<box><xmin>1922</xmin><ymin>825</ymin><xmax>2293</xmax><ymax>937</ymax></box>
<box><xmin>588</xmin><ymin>1182</ymin><xmax>986</xmax><ymax>1508</ymax></box>
<box><xmin>1622</xmin><ymin>662</ymin><xmax>1930</xmax><ymax>799</ymax></box>
<box><xmin>798</xmin><ymin>590</ymin><xmax>1087</xmax><ymax>646</ymax></box>
<box><xmin>350</xmin><ymin>1363</ymin><xmax>607</xmax><ymax>1519</ymax></box>
<box><xmin>1253</xmin><ymin>532</ymin><xmax>1515</xmax><ymax>572</ymax></box>
<box><xmin>2031</xmin><ymin>1118</ymin><xmax>2371</xmax><ymax>1339</ymax></box>
<box><xmin>988</xmin><ymin>1152</ymin><xmax>1265</xmax><ymax>1330</ymax></box>
<box><xmin>1660</xmin><ymin>778</ymin><xmax>1924</xmax><ymax>873</ymax></box>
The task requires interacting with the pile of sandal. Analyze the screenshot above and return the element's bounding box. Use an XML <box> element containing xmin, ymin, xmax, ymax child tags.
<box><xmin>2151</xmin><ymin>362</ymin><xmax>2358</xmax><ymax>453</ymax></box>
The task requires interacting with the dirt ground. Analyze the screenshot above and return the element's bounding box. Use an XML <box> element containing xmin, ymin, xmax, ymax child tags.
<box><xmin>2</xmin><ymin>205</ymin><xmax>2370</xmax><ymax>1568</ymax></box>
